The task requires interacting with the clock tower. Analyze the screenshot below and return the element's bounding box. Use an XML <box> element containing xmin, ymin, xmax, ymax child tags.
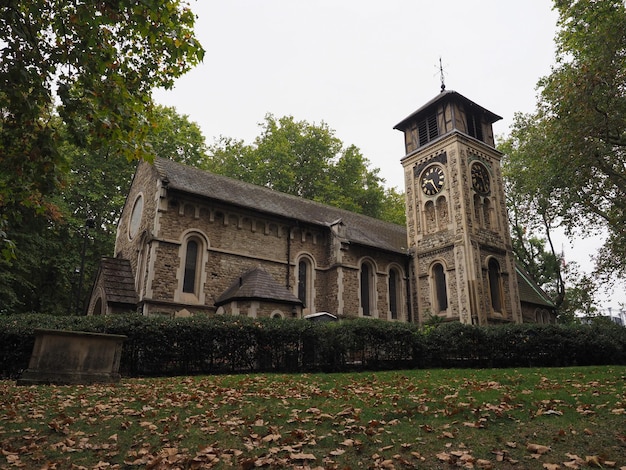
<box><xmin>395</xmin><ymin>90</ymin><xmax>522</xmax><ymax>325</ymax></box>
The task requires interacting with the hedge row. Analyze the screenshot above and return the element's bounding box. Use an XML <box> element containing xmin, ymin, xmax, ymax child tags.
<box><xmin>1</xmin><ymin>314</ymin><xmax>625</xmax><ymax>378</ymax></box>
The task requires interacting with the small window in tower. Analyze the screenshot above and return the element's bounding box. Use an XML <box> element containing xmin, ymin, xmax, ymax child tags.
<box><xmin>428</xmin><ymin>113</ymin><xmax>438</xmax><ymax>140</ymax></box>
<box><xmin>466</xmin><ymin>112</ymin><xmax>484</xmax><ymax>141</ymax></box>
<box><xmin>417</xmin><ymin>113</ymin><xmax>439</xmax><ymax>146</ymax></box>
<box><xmin>418</xmin><ymin>120</ymin><xmax>428</xmax><ymax>146</ymax></box>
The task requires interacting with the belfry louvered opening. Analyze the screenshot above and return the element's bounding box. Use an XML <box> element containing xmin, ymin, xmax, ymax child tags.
<box><xmin>466</xmin><ymin>111</ymin><xmax>483</xmax><ymax>142</ymax></box>
<box><xmin>417</xmin><ymin>113</ymin><xmax>439</xmax><ymax>146</ymax></box>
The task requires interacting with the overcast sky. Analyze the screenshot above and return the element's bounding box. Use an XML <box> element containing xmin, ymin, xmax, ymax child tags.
<box><xmin>153</xmin><ymin>1</ymin><xmax>624</xmax><ymax>314</ymax></box>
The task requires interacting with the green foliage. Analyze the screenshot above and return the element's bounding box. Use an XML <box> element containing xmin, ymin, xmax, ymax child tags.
<box><xmin>501</xmin><ymin>0</ymin><xmax>626</xmax><ymax>282</ymax></box>
<box><xmin>0</xmin><ymin>0</ymin><xmax>204</xmax><ymax>250</ymax></box>
<box><xmin>206</xmin><ymin>114</ymin><xmax>406</xmax><ymax>224</ymax></box>
<box><xmin>0</xmin><ymin>105</ymin><xmax>208</xmax><ymax>316</ymax></box>
<box><xmin>146</xmin><ymin>106</ymin><xmax>209</xmax><ymax>166</ymax></box>
<box><xmin>500</xmin><ymin>127</ymin><xmax>566</xmax><ymax>309</ymax></box>
<box><xmin>1</xmin><ymin>314</ymin><xmax>624</xmax><ymax>378</ymax></box>
<box><xmin>558</xmin><ymin>269</ymin><xmax>600</xmax><ymax>321</ymax></box>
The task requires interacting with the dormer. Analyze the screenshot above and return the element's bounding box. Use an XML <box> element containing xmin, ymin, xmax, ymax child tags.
<box><xmin>394</xmin><ymin>90</ymin><xmax>502</xmax><ymax>156</ymax></box>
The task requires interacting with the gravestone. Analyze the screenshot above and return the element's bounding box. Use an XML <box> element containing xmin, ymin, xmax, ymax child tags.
<box><xmin>17</xmin><ymin>329</ymin><xmax>126</xmax><ymax>385</ymax></box>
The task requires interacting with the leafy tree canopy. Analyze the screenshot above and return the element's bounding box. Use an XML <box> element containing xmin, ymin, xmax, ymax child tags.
<box><xmin>500</xmin><ymin>0</ymin><xmax>626</xmax><ymax>306</ymax></box>
<box><xmin>0</xmin><ymin>105</ymin><xmax>207</xmax><ymax>315</ymax></box>
<box><xmin>205</xmin><ymin>114</ymin><xmax>406</xmax><ymax>224</ymax></box>
<box><xmin>0</xmin><ymin>0</ymin><xmax>205</xmax><ymax>255</ymax></box>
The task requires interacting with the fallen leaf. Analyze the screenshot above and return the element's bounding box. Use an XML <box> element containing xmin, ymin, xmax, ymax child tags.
<box><xmin>586</xmin><ymin>455</ymin><xmax>602</xmax><ymax>467</ymax></box>
<box><xmin>477</xmin><ymin>459</ymin><xmax>493</xmax><ymax>469</ymax></box>
<box><xmin>563</xmin><ymin>461</ymin><xmax>580</xmax><ymax>469</ymax></box>
<box><xmin>527</xmin><ymin>443</ymin><xmax>551</xmax><ymax>454</ymax></box>
<box><xmin>290</xmin><ymin>452</ymin><xmax>316</xmax><ymax>460</ymax></box>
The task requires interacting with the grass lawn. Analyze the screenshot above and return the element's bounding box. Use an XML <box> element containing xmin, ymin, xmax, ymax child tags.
<box><xmin>1</xmin><ymin>366</ymin><xmax>625</xmax><ymax>469</ymax></box>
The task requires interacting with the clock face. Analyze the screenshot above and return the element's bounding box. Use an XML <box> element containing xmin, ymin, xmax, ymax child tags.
<box><xmin>421</xmin><ymin>165</ymin><xmax>445</xmax><ymax>196</ymax></box>
<box><xmin>471</xmin><ymin>163</ymin><xmax>490</xmax><ymax>194</ymax></box>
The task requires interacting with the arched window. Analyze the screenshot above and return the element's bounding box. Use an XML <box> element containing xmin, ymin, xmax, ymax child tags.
<box><xmin>436</xmin><ymin>196</ymin><xmax>449</xmax><ymax>229</ymax></box>
<box><xmin>473</xmin><ymin>194</ymin><xmax>482</xmax><ymax>223</ymax></box>
<box><xmin>297</xmin><ymin>257</ymin><xmax>313</xmax><ymax>309</ymax></box>
<box><xmin>425</xmin><ymin>200</ymin><xmax>436</xmax><ymax>233</ymax></box>
<box><xmin>177</xmin><ymin>233</ymin><xmax>207</xmax><ymax>304</ymax></box>
<box><xmin>488</xmin><ymin>258</ymin><xmax>503</xmax><ymax>313</ymax></box>
<box><xmin>182</xmin><ymin>239</ymin><xmax>199</xmax><ymax>294</ymax></box>
<box><xmin>360</xmin><ymin>261</ymin><xmax>376</xmax><ymax>317</ymax></box>
<box><xmin>388</xmin><ymin>268</ymin><xmax>401</xmax><ymax>320</ymax></box>
<box><xmin>93</xmin><ymin>297</ymin><xmax>103</xmax><ymax>315</ymax></box>
<box><xmin>483</xmin><ymin>198</ymin><xmax>492</xmax><ymax>229</ymax></box>
<box><xmin>433</xmin><ymin>263</ymin><xmax>448</xmax><ymax>313</ymax></box>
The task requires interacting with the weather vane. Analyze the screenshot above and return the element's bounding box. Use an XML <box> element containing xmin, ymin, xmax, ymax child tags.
<box><xmin>438</xmin><ymin>57</ymin><xmax>446</xmax><ymax>92</ymax></box>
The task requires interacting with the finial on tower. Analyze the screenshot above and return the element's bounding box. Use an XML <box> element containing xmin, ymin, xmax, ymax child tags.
<box><xmin>439</xmin><ymin>57</ymin><xmax>446</xmax><ymax>92</ymax></box>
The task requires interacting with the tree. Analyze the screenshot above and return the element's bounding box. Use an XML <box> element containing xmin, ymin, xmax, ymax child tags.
<box><xmin>499</xmin><ymin>127</ymin><xmax>566</xmax><ymax>308</ymax></box>
<box><xmin>206</xmin><ymin>114</ymin><xmax>406</xmax><ymax>224</ymax></box>
<box><xmin>0</xmin><ymin>106</ymin><xmax>208</xmax><ymax>315</ymax></box>
<box><xmin>534</xmin><ymin>0</ymin><xmax>625</xmax><ymax>278</ymax></box>
<box><xmin>0</xmin><ymin>0</ymin><xmax>204</xmax><ymax>253</ymax></box>
<box><xmin>147</xmin><ymin>106</ymin><xmax>208</xmax><ymax>167</ymax></box>
<box><xmin>558</xmin><ymin>265</ymin><xmax>600</xmax><ymax>322</ymax></box>
<box><xmin>500</xmin><ymin>0</ymin><xmax>626</xmax><ymax>307</ymax></box>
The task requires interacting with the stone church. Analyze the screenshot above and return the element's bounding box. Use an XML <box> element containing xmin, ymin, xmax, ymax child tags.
<box><xmin>87</xmin><ymin>90</ymin><xmax>555</xmax><ymax>325</ymax></box>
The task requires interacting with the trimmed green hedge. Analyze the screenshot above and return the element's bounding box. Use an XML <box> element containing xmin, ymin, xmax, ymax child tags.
<box><xmin>1</xmin><ymin>314</ymin><xmax>624</xmax><ymax>378</ymax></box>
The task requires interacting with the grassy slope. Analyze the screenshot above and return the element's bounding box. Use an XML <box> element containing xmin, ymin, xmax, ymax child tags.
<box><xmin>1</xmin><ymin>366</ymin><xmax>625</xmax><ymax>469</ymax></box>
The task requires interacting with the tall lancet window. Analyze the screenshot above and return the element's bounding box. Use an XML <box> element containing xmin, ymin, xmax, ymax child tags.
<box><xmin>488</xmin><ymin>258</ymin><xmax>503</xmax><ymax>313</ymax></box>
<box><xmin>433</xmin><ymin>263</ymin><xmax>448</xmax><ymax>313</ymax></box>
<box><xmin>183</xmin><ymin>239</ymin><xmax>199</xmax><ymax>294</ymax></box>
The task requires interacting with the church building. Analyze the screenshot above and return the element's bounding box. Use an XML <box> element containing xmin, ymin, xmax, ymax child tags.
<box><xmin>87</xmin><ymin>90</ymin><xmax>555</xmax><ymax>325</ymax></box>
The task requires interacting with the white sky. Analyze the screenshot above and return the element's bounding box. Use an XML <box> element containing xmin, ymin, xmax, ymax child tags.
<box><xmin>153</xmin><ymin>0</ymin><xmax>624</xmax><ymax>314</ymax></box>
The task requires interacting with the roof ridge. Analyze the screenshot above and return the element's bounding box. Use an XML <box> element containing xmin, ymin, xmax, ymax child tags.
<box><xmin>153</xmin><ymin>157</ymin><xmax>405</xmax><ymax>229</ymax></box>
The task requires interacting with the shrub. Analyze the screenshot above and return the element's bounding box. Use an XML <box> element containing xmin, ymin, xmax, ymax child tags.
<box><xmin>1</xmin><ymin>314</ymin><xmax>624</xmax><ymax>378</ymax></box>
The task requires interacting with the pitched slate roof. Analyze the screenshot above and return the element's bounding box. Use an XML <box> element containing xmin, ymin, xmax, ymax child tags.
<box><xmin>152</xmin><ymin>157</ymin><xmax>408</xmax><ymax>254</ymax></box>
<box><xmin>515</xmin><ymin>266</ymin><xmax>555</xmax><ymax>308</ymax></box>
<box><xmin>393</xmin><ymin>89</ymin><xmax>502</xmax><ymax>131</ymax></box>
<box><xmin>98</xmin><ymin>257</ymin><xmax>138</xmax><ymax>305</ymax></box>
<box><xmin>215</xmin><ymin>267</ymin><xmax>302</xmax><ymax>307</ymax></box>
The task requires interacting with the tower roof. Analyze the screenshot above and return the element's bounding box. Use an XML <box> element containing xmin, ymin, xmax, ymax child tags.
<box><xmin>393</xmin><ymin>90</ymin><xmax>502</xmax><ymax>132</ymax></box>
